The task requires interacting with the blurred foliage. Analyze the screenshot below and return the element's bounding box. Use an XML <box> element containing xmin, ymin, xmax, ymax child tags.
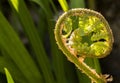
<box><xmin>4</xmin><ymin>68</ymin><xmax>14</xmax><ymax>83</ymax></box>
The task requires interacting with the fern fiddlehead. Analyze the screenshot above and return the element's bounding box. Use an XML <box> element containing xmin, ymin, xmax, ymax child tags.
<box><xmin>54</xmin><ymin>8</ymin><xmax>114</xmax><ymax>83</ymax></box>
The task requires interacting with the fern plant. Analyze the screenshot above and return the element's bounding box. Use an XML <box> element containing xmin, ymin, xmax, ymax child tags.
<box><xmin>0</xmin><ymin>0</ymin><xmax>114</xmax><ymax>83</ymax></box>
<box><xmin>54</xmin><ymin>8</ymin><xmax>114</xmax><ymax>83</ymax></box>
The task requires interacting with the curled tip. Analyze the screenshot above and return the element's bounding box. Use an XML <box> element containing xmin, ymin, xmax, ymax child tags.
<box><xmin>55</xmin><ymin>8</ymin><xmax>114</xmax><ymax>58</ymax></box>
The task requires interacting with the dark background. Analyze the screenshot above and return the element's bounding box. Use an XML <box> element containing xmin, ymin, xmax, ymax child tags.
<box><xmin>96</xmin><ymin>0</ymin><xmax>120</xmax><ymax>83</ymax></box>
